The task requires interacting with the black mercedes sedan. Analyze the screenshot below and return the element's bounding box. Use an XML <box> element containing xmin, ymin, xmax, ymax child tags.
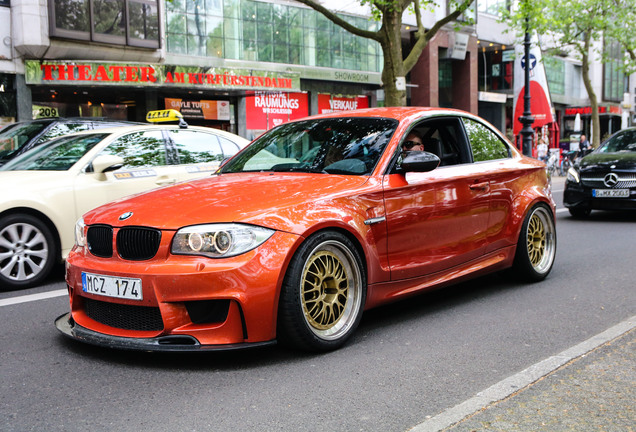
<box><xmin>564</xmin><ymin>127</ymin><xmax>636</xmax><ymax>217</ymax></box>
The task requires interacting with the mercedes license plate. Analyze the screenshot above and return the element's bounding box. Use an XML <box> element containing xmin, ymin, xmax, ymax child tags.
<box><xmin>593</xmin><ymin>189</ymin><xmax>629</xmax><ymax>198</ymax></box>
<box><xmin>82</xmin><ymin>272</ymin><xmax>143</xmax><ymax>300</ymax></box>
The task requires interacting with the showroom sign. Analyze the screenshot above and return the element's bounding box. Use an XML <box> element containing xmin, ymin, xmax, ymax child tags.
<box><xmin>25</xmin><ymin>60</ymin><xmax>300</xmax><ymax>91</ymax></box>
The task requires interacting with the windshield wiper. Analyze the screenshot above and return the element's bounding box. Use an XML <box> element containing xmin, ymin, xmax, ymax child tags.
<box><xmin>271</xmin><ymin>163</ymin><xmax>327</xmax><ymax>173</ymax></box>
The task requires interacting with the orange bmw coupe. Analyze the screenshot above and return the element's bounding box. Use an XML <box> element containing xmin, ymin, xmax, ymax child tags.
<box><xmin>56</xmin><ymin>107</ymin><xmax>557</xmax><ymax>352</ymax></box>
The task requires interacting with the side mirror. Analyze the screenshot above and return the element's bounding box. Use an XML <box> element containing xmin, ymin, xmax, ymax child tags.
<box><xmin>400</xmin><ymin>151</ymin><xmax>440</xmax><ymax>173</ymax></box>
<box><xmin>91</xmin><ymin>154</ymin><xmax>125</xmax><ymax>173</ymax></box>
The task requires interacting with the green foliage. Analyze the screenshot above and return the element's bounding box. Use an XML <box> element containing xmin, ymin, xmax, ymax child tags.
<box><xmin>501</xmin><ymin>0</ymin><xmax>636</xmax><ymax>74</ymax></box>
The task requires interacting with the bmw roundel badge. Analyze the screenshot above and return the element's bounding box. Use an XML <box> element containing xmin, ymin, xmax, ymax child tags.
<box><xmin>119</xmin><ymin>212</ymin><xmax>133</xmax><ymax>221</ymax></box>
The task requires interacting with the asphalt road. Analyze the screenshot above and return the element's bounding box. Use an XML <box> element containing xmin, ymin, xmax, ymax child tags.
<box><xmin>1</xmin><ymin>177</ymin><xmax>634</xmax><ymax>432</ymax></box>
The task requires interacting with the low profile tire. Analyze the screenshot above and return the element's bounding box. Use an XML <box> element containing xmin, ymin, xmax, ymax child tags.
<box><xmin>0</xmin><ymin>214</ymin><xmax>57</xmax><ymax>290</ymax></box>
<box><xmin>277</xmin><ymin>231</ymin><xmax>366</xmax><ymax>352</ymax></box>
<box><xmin>568</xmin><ymin>207</ymin><xmax>591</xmax><ymax>218</ymax></box>
<box><xmin>511</xmin><ymin>203</ymin><xmax>557</xmax><ymax>282</ymax></box>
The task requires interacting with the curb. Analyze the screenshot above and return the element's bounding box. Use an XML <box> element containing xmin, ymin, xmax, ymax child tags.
<box><xmin>408</xmin><ymin>315</ymin><xmax>636</xmax><ymax>432</ymax></box>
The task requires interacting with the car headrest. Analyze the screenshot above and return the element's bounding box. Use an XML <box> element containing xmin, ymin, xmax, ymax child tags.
<box><xmin>423</xmin><ymin>138</ymin><xmax>442</xmax><ymax>157</ymax></box>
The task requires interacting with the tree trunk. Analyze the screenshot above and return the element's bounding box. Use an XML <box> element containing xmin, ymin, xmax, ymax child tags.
<box><xmin>380</xmin><ymin>10</ymin><xmax>406</xmax><ymax>107</ymax></box>
<box><xmin>581</xmin><ymin>36</ymin><xmax>600</xmax><ymax>147</ymax></box>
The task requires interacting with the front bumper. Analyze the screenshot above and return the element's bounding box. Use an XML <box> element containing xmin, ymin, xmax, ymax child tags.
<box><xmin>55</xmin><ymin>313</ymin><xmax>275</xmax><ymax>352</ymax></box>
<box><xmin>564</xmin><ymin>181</ymin><xmax>636</xmax><ymax>211</ymax></box>
<box><xmin>62</xmin><ymin>230</ymin><xmax>300</xmax><ymax>350</ymax></box>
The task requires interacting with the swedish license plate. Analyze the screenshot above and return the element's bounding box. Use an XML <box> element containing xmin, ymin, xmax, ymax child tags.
<box><xmin>82</xmin><ymin>272</ymin><xmax>143</xmax><ymax>301</ymax></box>
<box><xmin>593</xmin><ymin>189</ymin><xmax>629</xmax><ymax>198</ymax></box>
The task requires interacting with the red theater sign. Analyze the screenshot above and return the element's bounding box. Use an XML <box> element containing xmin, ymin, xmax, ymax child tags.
<box><xmin>25</xmin><ymin>60</ymin><xmax>301</xmax><ymax>91</ymax></box>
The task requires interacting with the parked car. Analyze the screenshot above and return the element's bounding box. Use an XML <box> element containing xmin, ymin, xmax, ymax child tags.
<box><xmin>0</xmin><ymin>117</ymin><xmax>137</xmax><ymax>166</ymax></box>
<box><xmin>56</xmin><ymin>107</ymin><xmax>557</xmax><ymax>353</ymax></box>
<box><xmin>0</xmin><ymin>124</ymin><xmax>249</xmax><ymax>290</ymax></box>
<box><xmin>564</xmin><ymin>127</ymin><xmax>636</xmax><ymax>217</ymax></box>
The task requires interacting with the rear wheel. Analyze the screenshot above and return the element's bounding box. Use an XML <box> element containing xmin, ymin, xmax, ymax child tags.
<box><xmin>277</xmin><ymin>231</ymin><xmax>366</xmax><ymax>352</ymax></box>
<box><xmin>0</xmin><ymin>214</ymin><xmax>57</xmax><ymax>290</ymax></box>
<box><xmin>511</xmin><ymin>204</ymin><xmax>556</xmax><ymax>282</ymax></box>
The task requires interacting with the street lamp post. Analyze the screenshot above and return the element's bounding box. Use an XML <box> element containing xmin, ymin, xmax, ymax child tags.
<box><xmin>518</xmin><ymin>17</ymin><xmax>534</xmax><ymax>157</ymax></box>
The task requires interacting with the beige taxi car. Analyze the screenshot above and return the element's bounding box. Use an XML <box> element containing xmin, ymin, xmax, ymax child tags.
<box><xmin>0</xmin><ymin>115</ymin><xmax>249</xmax><ymax>290</ymax></box>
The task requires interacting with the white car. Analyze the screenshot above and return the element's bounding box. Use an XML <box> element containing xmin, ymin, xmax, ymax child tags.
<box><xmin>0</xmin><ymin>124</ymin><xmax>249</xmax><ymax>290</ymax></box>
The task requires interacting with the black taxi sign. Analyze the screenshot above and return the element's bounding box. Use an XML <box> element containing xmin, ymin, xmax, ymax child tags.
<box><xmin>146</xmin><ymin>109</ymin><xmax>183</xmax><ymax>123</ymax></box>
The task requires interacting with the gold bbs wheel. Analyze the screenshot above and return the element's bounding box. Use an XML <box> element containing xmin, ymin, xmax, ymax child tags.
<box><xmin>278</xmin><ymin>232</ymin><xmax>365</xmax><ymax>351</ymax></box>
<box><xmin>512</xmin><ymin>204</ymin><xmax>556</xmax><ymax>281</ymax></box>
<box><xmin>301</xmin><ymin>240</ymin><xmax>362</xmax><ymax>339</ymax></box>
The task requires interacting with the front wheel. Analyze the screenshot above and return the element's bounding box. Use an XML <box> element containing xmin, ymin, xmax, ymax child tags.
<box><xmin>277</xmin><ymin>231</ymin><xmax>366</xmax><ymax>352</ymax></box>
<box><xmin>510</xmin><ymin>204</ymin><xmax>557</xmax><ymax>282</ymax></box>
<box><xmin>0</xmin><ymin>214</ymin><xmax>58</xmax><ymax>291</ymax></box>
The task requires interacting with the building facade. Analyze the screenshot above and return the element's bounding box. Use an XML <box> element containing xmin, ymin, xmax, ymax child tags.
<box><xmin>1</xmin><ymin>0</ymin><xmax>633</xmax><ymax>143</ymax></box>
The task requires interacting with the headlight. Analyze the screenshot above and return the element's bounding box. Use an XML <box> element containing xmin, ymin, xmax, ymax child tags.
<box><xmin>74</xmin><ymin>218</ymin><xmax>86</xmax><ymax>247</ymax></box>
<box><xmin>566</xmin><ymin>167</ymin><xmax>580</xmax><ymax>184</ymax></box>
<box><xmin>171</xmin><ymin>224</ymin><xmax>275</xmax><ymax>258</ymax></box>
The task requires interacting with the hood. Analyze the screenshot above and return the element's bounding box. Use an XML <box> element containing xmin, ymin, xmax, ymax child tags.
<box><xmin>579</xmin><ymin>152</ymin><xmax>636</xmax><ymax>170</ymax></box>
<box><xmin>0</xmin><ymin>171</ymin><xmax>71</xmax><ymax>200</ymax></box>
<box><xmin>83</xmin><ymin>173</ymin><xmax>371</xmax><ymax>232</ymax></box>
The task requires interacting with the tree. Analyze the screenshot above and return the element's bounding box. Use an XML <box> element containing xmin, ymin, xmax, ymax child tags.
<box><xmin>291</xmin><ymin>0</ymin><xmax>475</xmax><ymax>107</ymax></box>
<box><xmin>503</xmin><ymin>0</ymin><xmax>636</xmax><ymax>147</ymax></box>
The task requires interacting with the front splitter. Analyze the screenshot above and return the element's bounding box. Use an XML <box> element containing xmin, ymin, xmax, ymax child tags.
<box><xmin>54</xmin><ymin>313</ymin><xmax>276</xmax><ymax>352</ymax></box>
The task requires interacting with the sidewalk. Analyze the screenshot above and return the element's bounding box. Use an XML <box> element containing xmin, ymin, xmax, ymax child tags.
<box><xmin>410</xmin><ymin>317</ymin><xmax>636</xmax><ymax>432</ymax></box>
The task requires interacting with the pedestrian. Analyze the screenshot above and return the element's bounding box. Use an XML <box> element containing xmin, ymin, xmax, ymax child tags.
<box><xmin>537</xmin><ymin>138</ymin><xmax>548</xmax><ymax>162</ymax></box>
<box><xmin>579</xmin><ymin>134</ymin><xmax>591</xmax><ymax>156</ymax></box>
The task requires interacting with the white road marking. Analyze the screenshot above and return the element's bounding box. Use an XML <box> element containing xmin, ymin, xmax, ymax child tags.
<box><xmin>0</xmin><ymin>289</ymin><xmax>68</xmax><ymax>307</ymax></box>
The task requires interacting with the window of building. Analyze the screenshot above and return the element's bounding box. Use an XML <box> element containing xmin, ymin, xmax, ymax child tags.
<box><xmin>477</xmin><ymin>48</ymin><xmax>513</xmax><ymax>92</ymax></box>
<box><xmin>49</xmin><ymin>0</ymin><xmax>159</xmax><ymax>48</ymax></box>
<box><xmin>165</xmin><ymin>0</ymin><xmax>383</xmax><ymax>73</ymax></box>
<box><xmin>477</xmin><ymin>0</ymin><xmax>510</xmax><ymax>16</ymax></box>
<box><xmin>603</xmin><ymin>39</ymin><xmax>626</xmax><ymax>102</ymax></box>
<box><xmin>544</xmin><ymin>57</ymin><xmax>565</xmax><ymax>95</ymax></box>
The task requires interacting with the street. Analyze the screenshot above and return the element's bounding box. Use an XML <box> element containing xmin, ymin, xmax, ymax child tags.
<box><xmin>1</xmin><ymin>177</ymin><xmax>634</xmax><ymax>432</ymax></box>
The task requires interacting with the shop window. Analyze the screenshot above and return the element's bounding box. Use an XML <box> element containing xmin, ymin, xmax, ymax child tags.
<box><xmin>49</xmin><ymin>0</ymin><xmax>159</xmax><ymax>48</ymax></box>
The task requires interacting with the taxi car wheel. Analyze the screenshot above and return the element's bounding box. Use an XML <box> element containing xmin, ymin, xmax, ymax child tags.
<box><xmin>568</xmin><ymin>207</ymin><xmax>591</xmax><ymax>218</ymax></box>
<box><xmin>0</xmin><ymin>214</ymin><xmax>57</xmax><ymax>290</ymax></box>
<box><xmin>511</xmin><ymin>203</ymin><xmax>556</xmax><ymax>282</ymax></box>
<box><xmin>277</xmin><ymin>231</ymin><xmax>366</xmax><ymax>352</ymax></box>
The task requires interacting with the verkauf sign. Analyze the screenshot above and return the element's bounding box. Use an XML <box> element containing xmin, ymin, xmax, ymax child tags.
<box><xmin>317</xmin><ymin>94</ymin><xmax>369</xmax><ymax>114</ymax></box>
<box><xmin>25</xmin><ymin>60</ymin><xmax>301</xmax><ymax>91</ymax></box>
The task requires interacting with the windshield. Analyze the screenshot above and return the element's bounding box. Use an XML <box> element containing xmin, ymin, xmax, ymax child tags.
<box><xmin>598</xmin><ymin>130</ymin><xmax>636</xmax><ymax>153</ymax></box>
<box><xmin>0</xmin><ymin>121</ymin><xmax>51</xmax><ymax>159</ymax></box>
<box><xmin>221</xmin><ymin>117</ymin><xmax>397</xmax><ymax>175</ymax></box>
<box><xmin>0</xmin><ymin>133</ymin><xmax>108</xmax><ymax>171</ymax></box>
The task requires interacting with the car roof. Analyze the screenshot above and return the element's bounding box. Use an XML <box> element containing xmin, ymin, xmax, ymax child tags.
<box><xmin>66</xmin><ymin>124</ymin><xmax>249</xmax><ymax>143</ymax></box>
<box><xmin>301</xmin><ymin>107</ymin><xmax>473</xmax><ymax>122</ymax></box>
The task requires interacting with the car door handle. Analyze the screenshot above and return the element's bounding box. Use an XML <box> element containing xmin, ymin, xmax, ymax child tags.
<box><xmin>469</xmin><ymin>181</ymin><xmax>489</xmax><ymax>192</ymax></box>
<box><xmin>156</xmin><ymin>178</ymin><xmax>177</xmax><ymax>185</ymax></box>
